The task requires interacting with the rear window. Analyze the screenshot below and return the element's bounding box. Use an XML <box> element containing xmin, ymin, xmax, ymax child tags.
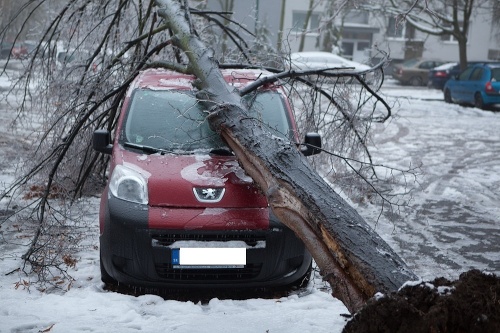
<box><xmin>491</xmin><ymin>68</ymin><xmax>500</xmax><ymax>81</ymax></box>
<box><xmin>121</xmin><ymin>90</ymin><xmax>293</xmax><ymax>152</ymax></box>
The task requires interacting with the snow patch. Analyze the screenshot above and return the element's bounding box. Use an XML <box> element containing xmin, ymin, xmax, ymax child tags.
<box><xmin>180</xmin><ymin>161</ymin><xmax>227</xmax><ymax>186</ymax></box>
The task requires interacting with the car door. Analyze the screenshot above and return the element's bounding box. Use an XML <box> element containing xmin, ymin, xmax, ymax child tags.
<box><xmin>418</xmin><ymin>61</ymin><xmax>438</xmax><ymax>84</ymax></box>
<box><xmin>451</xmin><ymin>67</ymin><xmax>474</xmax><ymax>103</ymax></box>
<box><xmin>464</xmin><ymin>67</ymin><xmax>484</xmax><ymax>103</ymax></box>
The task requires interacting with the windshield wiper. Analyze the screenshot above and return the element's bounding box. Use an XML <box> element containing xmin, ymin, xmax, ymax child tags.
<box><xmin>209</xmin><ymin>147</ymin><xmax>234</xmax><ymax>156</ymax></box>
<box><xmin>123</xmin><ymin>142</ymin><xmax>170</xmax><ymax>154</ymax></box>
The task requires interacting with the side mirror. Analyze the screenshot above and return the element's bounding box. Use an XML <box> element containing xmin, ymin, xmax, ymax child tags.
<box><xmin>301</xmin><ymin>132</ymin><xmax>322</xmax><ymax>156</ymax></box>
<box><xmin>93</xmin><ymin>129</ymin><xmax>113</xmax><ymax>155</ymax></box>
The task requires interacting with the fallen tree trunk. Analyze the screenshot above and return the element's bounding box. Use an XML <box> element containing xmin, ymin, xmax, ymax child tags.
<box><xmin>156</xmin><ymin>0</ymin><xmax>417</xmax><ymax>313</ymax></box>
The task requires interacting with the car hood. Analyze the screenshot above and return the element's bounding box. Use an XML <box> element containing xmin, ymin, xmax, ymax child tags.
<box><xmin>115</xmin><ymin>148</ymin><xmax>267</xmax><ymax>208</ymax></box>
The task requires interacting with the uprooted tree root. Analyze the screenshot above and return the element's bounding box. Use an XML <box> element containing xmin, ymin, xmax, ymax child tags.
<box><xmin>343</xmin><ymin>269</ymin><xmax>500</xmax><ymax>333</ymax></box>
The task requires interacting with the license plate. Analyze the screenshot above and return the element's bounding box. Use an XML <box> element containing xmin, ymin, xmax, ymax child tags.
<box><xmin>171</xmin><ymin>248</ymin><xmax>246</xmax><ymax>269</ymax></box>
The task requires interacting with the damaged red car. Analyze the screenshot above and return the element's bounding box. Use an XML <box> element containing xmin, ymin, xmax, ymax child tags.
<box><xmin>93</xmin><ymin>68</ymin><xmax>321</xmax><ymax>291</ymax></box>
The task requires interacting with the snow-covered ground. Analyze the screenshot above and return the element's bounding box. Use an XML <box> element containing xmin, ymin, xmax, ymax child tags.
<box><xmin>0</xmin><ymin>69</ymin><xmax>499</xmax><ymax>333</ymax></box>
<box><xmin>360</xmin><ymin>81</ymin><xmax>500</xmax><ymax>281</ymax></box>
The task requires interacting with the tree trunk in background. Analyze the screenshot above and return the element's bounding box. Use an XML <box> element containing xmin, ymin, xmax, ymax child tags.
<box><xmin>156</xmin><ymin>0</ymin><xmax>418</xmax><ymax>313</ymax></box>
<box><xmin>220</xmin><ymin>0</ymin><xmax>234</xmax><ymax>60</ymax></box>
<box><xmin>298</xmin><ymin>0</ymin><xmax>314</xmax><ymax>52</ymax></box>
<box><xmin>277</xmin><ymin>0</ymin><xmax>286</xmax><ymax>52</ymax></box>
<box><xmin>458</xmin><ymin>37</ymin><xmax>469</xmax><ymax>71</ymax></box>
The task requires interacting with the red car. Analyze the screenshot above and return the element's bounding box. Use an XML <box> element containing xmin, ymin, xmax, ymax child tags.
<box><xmin>93</xmin><ymin>68</ymin><xmax>321</xmax><ymax>290</ymax></box>
<box><xmin>10</xmin><ymin>42</ymin><xmax>28</xmax><ymax>59</ymax></box>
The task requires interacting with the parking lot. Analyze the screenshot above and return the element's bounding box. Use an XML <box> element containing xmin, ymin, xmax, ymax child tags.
<box><xmin>356</xmin><ymin>81</ymin><xmax>500</xmax><ymax>280</ymax></box>
<box><xmin>1</xmin><ymin>65</ymin><xmax>500</xmax><ymax>332</ymax></box>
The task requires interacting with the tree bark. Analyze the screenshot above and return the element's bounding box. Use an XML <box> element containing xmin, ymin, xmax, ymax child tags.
<box><xmin>298</xmin><ymin>0</ymin><xmax>314</xmax><ymax>52</ymax></box>
<box><xmin>277</xmin><ymin>0</ymin><xmax>286</xmax><ymax>52</ymax></box>
<box><xmin>156</xmin><ymin>0</ymin><xmax>417</xmax><ymax>313</ymax></box>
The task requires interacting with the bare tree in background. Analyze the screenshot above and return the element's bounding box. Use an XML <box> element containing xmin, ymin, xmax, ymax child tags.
<box><xmin>1</xmin><ymin>0</ymin><xmax>419</xmax><ymax>312</ymax></box>
<box><xmin>376</xmin><ymin>0</ymin><xmax>499</xmax><ymax>70</ymax></box>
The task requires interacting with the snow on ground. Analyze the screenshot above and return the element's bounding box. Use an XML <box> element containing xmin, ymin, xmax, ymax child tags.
<box><xmin>1</xmin><ymin>229</ymin><xmax>348</xmax><ymax>333</ymax></box>
<box><xmin>1</xmin><ymin>71</ymin><xmax>499</xmax><ymax>333</ymax></box>
<box><xmin>356</xmin><ymin>80</ymin><xmax>500</xmax><ymax>281</ymax></box>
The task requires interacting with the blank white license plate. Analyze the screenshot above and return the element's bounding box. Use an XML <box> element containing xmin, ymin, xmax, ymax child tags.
<box><xmin>171</xmin><ymin>248</ymin><xmax>246</xmax><ymax>268</ymax></box>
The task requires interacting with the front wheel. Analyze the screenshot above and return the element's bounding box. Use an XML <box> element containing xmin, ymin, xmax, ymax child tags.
<box><xmin>288</xmin><ymin>262</ymin><xmax>313</xmax><ymax>291</ymax></box>
<box><xmin>444</xmin><ymin>89</ymin><xmax>452</xmax><ymax>103</ymax></box>
<box><xmin>474</xmin><ymin>93</ymin><xmax>485</xmax><ymax>110</ymax></box>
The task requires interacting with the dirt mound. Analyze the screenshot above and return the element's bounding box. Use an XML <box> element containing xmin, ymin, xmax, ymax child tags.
<box><xmin>343</xmin><ymin>269</ymin><xmax>500</xmax><ymax>333</ymax></box>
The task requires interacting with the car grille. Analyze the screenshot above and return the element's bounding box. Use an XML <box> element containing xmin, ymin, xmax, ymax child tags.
<box><xmin>154</xmin><ymin>263</ymin><xmax>262</xmax><ymax>280</ymax></box>
<box><xmin>150</xmin><ymin>232</ymin><xmax>267</xmax><ymax>247</ymax></box>
<box><xmin>150</xmin><ymin>231</ymin><xmax>267</xmax><ymax>280</ymax></box>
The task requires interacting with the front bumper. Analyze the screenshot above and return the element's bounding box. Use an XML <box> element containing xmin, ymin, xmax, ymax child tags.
<box><xmin>100</xmin><ymin>195</ymin><xmax>312</xmax><ymax>289</ymax></box>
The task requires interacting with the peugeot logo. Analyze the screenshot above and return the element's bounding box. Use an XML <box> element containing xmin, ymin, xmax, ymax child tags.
<box><xmin>193</xmin><ymin>187</ymin><xmax>225</xmax><ymax>203</ymax></box>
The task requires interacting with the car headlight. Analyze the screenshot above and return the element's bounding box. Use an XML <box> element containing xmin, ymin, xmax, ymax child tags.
<box><xmin>109</xmin><ymin>164</ymin><xmax>148</xmax><ymax>204</ymax></box>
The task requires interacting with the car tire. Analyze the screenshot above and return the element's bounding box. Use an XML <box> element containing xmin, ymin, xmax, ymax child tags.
<box><xmin>474</xmin><ymin>93</ymin><xmax>485</xmax><ymax>110</ymax></box>
<box><xmin>409</xmin><ymin>76</ymin><xmax>422</xmax><ymax>86</ymax></box>
<box><xmin>288</xmin><ymin>262</ymin><xmax>313</xmax><ymax>290</ymax></box>
<box><xmin>444</xmin><ymin>89</ymin><xmax>452</xmax><ymax>103</ymax></box>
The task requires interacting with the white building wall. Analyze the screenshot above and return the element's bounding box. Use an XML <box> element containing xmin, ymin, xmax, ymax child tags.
<box><xmin>466</xmin><ymin>6</ymin><xmax>498</xmax><ymax>61</ymax></box>
<box><xmin>283</xmin><ymin>1</ymin><xmax>500</xmax><ymax>63</ymax></box>
<box><xmin>281</xmin><ymin>0</ymin><xmax>323</xmax><ymax>53</ymax></box>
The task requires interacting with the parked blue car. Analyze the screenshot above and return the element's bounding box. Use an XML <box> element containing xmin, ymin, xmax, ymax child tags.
<box><xmin>428</xmin><ymin>61</ymin><xmax>486</xmax><ymax>90</ymax></box>
<box><xmin>444</xmin><ymin>63</ymin><xmax>500</xmax><ymax>110</ymax></box>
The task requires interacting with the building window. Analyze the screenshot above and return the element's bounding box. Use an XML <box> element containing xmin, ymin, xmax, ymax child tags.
<box><xmin>387</xmin><ymin>16</ymin><xmax>415</xmax><ymax>39</ymax></box>
<box><xmin>345</xmin><ymin>10</ymin><xmax>369</xmax><ymax>25</ymax></box>
<box><xmin>292</xmin><ymin>11</ymin><xmax>320</xmax><ymax>32</ymax></box>
<box><xmin>488</xmin><ymin>49</ymin><xmax>500</xmax><ymax>61</ymax></box>
<box><xmin>440</xmin><ymin>21</ymin><xmax>467</xmax><ymax>42</ymax></box>
<box><xmin>440</xmin><ymin>32</ymin><xmax>457</xmax><ymax>42</ymax></box>
<box><xmin>357</xmin><ymin>41</ymin><xmax>370</xmax><ymax>51</ymax></box>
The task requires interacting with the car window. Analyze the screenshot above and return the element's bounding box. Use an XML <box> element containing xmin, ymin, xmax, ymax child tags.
<box><xmin>458</xmin><ymin>67</ymin><xmax>474</xmax><ymax>80</ymax></box>
<box><xmin>469</xmin><ymin>68</ymin><xmax>483</xmax><ymax>81</ymax></box>
<box><xmin>418</xmin><ymin>62</ymin><xmax>434</xmax><ymax>69</ymax></box>
<box><xmin>122</xmin><ymin>90</ymin><xmax>293</xmax><ymax>152</ymax></box>
<box><xmin>401</xmin><ymin>58</ymin><xmax>419</xmax><ymax>67</ymax></box>
<box><xmin>490</xmin><ymin>68</ymin><xmax>500</xmax><ymax>81</ymax></box>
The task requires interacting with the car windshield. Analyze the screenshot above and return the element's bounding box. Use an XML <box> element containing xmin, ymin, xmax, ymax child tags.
<box><xmin>121</xmin><ymin>89</ymin><xmax>293</xmax><ymax>153</ymax></box>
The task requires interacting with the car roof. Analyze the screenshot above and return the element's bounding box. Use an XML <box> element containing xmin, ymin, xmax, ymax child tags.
<box><xmin>433</xmin><ymin>62</ymin><xmax>458</xmax><ymax>70</ymax></box>
<box><xmin>291</xmin><ymin>51</ymin><xmax>345</xmax><ymax>60</ymax></box>
<box><xmin>289</xmin><ymin>51</ymin><xmax>370</xmax><ymax>70</ymax></box>
<box><xmin>401</xmin><ymin>58</ymin><xmax>445</xmax><ymax>64</ymax></box>
<box><xmin>129</xmin><ymin>68</ymin><xmax>277</xmax><ymax>92</ymax></box>
<box><xmin>470</xmin><ymin>62</ymin><xmax>500</xmax><ymax>68</ymax></box>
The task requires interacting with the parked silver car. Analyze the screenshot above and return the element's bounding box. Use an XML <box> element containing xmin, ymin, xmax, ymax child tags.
<box><xmin>289</xmin><ymin>51</ymin><xmax>372</xmax><ymax>83</ymax></box>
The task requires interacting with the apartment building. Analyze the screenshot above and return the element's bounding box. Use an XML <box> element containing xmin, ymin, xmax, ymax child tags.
<box><xmin>206</xmin><ymin>0</ymin><xmax>500</xmax><ymax>65</ymax></box>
